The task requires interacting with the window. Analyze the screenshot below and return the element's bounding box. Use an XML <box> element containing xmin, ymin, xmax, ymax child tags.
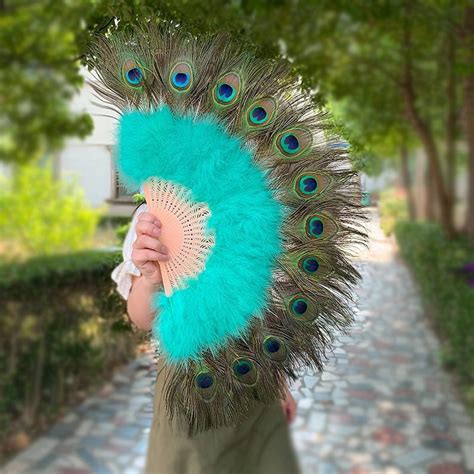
<box><xmin>112</xmin><ymin>168</ymin><xmax>133</xmax><ymax>200</ymax></box>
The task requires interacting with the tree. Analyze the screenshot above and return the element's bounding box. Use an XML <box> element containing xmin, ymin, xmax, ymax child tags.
<box><xmin>0</xmin><ymin>1</ymin><xmax>94</xmax><ymax>164</ymax></box>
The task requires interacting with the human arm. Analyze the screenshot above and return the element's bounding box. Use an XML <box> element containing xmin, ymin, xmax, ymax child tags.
<box><xmin>127</xmin><ymin>211</ymin><xmax>169</xmax><ymax>330</ymax></box>
<box><xmin>280</xmin><ymin>382</ymin><xmax>297</xmax><ymax>424</ymax></box>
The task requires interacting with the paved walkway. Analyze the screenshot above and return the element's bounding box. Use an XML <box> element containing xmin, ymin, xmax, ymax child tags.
<box><xmin>3</xmin><ymin>211</ymin><xmax>474</xmax><ymax>474</ymax></box>
<box><xmin>292</xmin><ymin>213</ymin><xmax>474</xmax><ymax>474</ymax></box>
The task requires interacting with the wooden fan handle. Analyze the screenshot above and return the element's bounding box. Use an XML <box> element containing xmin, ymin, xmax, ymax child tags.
<box><xmin>159</xmin><ymin>261</ymin><xmax>173</xmax><ymax>297</ymax></box>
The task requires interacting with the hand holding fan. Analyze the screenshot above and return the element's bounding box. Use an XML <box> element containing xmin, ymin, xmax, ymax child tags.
<box><xmin>143</xmin><ymin>177</ymin><xmax>215</xmax><ymax>297</ymax></box>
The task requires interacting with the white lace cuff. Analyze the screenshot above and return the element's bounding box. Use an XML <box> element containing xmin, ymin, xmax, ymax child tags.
<box><xmin>110</xmin><ymin>204</ymin><xmax>147</xmax><ymax>300</ymax></box>
<box><xmin>111</xmin><ymin>259</ymin><xmax>141</xmax><ymax>300</ymax></box>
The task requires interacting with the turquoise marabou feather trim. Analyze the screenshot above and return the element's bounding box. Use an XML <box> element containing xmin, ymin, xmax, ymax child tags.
<box><xmin>118</xmin><ymin>107</ymin><xmax>284</xmax><ymax>363</ymax></box>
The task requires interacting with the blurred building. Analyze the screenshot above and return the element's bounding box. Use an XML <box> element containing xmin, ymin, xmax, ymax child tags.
<box><xmin>56</xmin><ymin>68</ymin><xmax>135</xmax><ymax>216</ymax></box>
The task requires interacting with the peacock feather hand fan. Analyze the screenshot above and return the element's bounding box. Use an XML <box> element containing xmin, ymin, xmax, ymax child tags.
<box><xmin>88</xmin><ymin>23</ymin><xmax>367</xmax><ymax>433</ymax></box>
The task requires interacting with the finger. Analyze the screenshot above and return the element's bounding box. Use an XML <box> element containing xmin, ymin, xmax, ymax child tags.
<box><xmin>138</xmin><ymin>261</ymin><xmax>160</xmax><ymax>275</ymax></box>
<box><xmin>137</xmin><ymin>212</ymin><xmax>162</xmax><ymax>227</ymax></box>
<box><xmin>133</xmin><ymin>235</ymin><xmax>168</xmax><ymax>254</ymax></box>
<box><xmin>289</xmin><ymin>403</ymin><xmax>296</xmax><ymax>423</ymax></box>
<box><xmin>288</xmin><ymin>406</ymin><xmax>294</xmax><ymax>424</ymax></box>
<box><xmin>136</xmin><ymin>220</ymin><xmax>161</xmax><ymax>238</ymax></box>
<box><xmin>133</xmin><ymin>248</ymin><xmax>169</xmax><ymax>263</ymax></box>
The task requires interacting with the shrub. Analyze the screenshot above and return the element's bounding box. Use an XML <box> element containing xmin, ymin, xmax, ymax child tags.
<box><xmin>116</xmin><ymin>222</ymin><xmax>131</xmax><ymax>244</ymax></box>
<box><xmin>0</xmin><ymin>250</ymin><xmax>142</xmax><ymax>460</ymax></box>
<box><xmin>0</xmin><ymin>164</ymin><xmax>101</xmax><ymax>258</ymax></box>
<box><xmin>379</xmin><ymin>188</ymin><xmax>408</xmax><ymax>236</ymax></box>
<box><xmin>98</xmin><ymin>215</ymin><xmax>130</xmax><ymax>229</ymax></box>
<box><xmin>395</xmin><ymin>221</ymin><xmax>474</xmax><ymax>414</ymax></box>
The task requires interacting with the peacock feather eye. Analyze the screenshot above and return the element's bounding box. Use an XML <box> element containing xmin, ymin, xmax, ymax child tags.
<box><xmin>299</xmin><ymin>175</ymin><xmax>318</xmax><ymax>195</ymax></box>
<box><xmin>300</xmin><ymin>256</ymin><xmax>320</xmax><ymax>274</ymax></box>
<box><xmin>214</xmin><ymin>73</ymin><xmax>240</xmax><ymax>106</ymax></box>
<box><xmin>303</xmin><ymin>213</ymin><xmax>338</xmax><ymax>240</ymax></box>
<box><xmin>291</xmin><ymin>297</ymin><xmax>308</xmax><ymax>315</ymax></box>
<box><xmin>288</xmin><ymin>294</ymin><xmax>318</xmax><ymax>322</ymax></box>
<box><xmin>127</xmin><ymin>68</ymin><xmax>142</xmax><ymax>84</ymax></box>
<box><xmin>276</xmin><ymin>127</ymin><xmax>312</xmax><ymax>157</ymax></box>
<box><xmin>281</xmin><ymin>133</ymin><xmax>300</xmax><ymax>153</ymax></box>
<box><xmin>170</xmin><ymin>62</ymin><xmax>193</xmax><ymax>91</ymax></box>
<box><xmin>218</xmin><ymin>84</ymin><xmax>235</xmax><ymax>101</ymax></box>
<box><xmin>122</xmin><ymin>59</ymin><xmax>145</xmax><ymax>88</ymax></box>
<box><xmin>246</xmin><ymin>98</ymin><xmax>276</xmax><ymax>127</ymax></box>
<box><xmin>307</xmin><ymin>217</ymin><xmax>324</xmax><ymax>238</ymax></box>
<box><xmin>232</xmin><ymin>357</ymin><xmax>258</xmax><ymax>385</ymax></box>
<box><xmin>285</xmin><ymin>249</ymin><xmax>333</xmax><ymax>282</ymax></box>
<box><xmin>294</xmin><ymin>172</ymin><xmax>333</xmax><ymax>200</ymax></box>
<box><xmin>194</xmin><ymin>369</ymin><xmax>217</xmax><ymax>401</ymax></box>
<box><xmin>262</xmin><ymin>336</ymin><xmax>288</xmax><ymax>362</ymax></box>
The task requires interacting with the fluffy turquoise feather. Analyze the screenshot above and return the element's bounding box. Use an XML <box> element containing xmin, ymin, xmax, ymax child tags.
<box><xmin>118</xmin><ymin>107</ymin><xmax>284</xmax><ymax>363</ymax></box>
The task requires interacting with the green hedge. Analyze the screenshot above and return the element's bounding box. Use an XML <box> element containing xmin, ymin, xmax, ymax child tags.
<box><xmin>0</xmin><ymin>250</ymin><xmax>122</xmax><ymax>298</ymax></box>
<box><xmin>395</xmin><ymin>221</ymin><xmax>474</xmax><ymax>413</ymax></box>
<box><xmin>0</xmin><ymin>250</ymin><xmax>142</xmax><ymax>459</ymax></box>
<box><xmin>98</xmin><ymin>215</ymin><xmax>131</xmax><ymax>229</ymax></box>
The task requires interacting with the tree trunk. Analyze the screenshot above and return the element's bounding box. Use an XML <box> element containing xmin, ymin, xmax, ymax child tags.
<box><xmin>446</xmin><ymin>27</ymin><xmax>457</xmax><ymax>213</ymax></box>
<box><xmin>425</xmin><ymin>161</ymin><xmax>436</xmax><ymax>221</ymax></box>
<box><xmin>401</xmin><ymin>1</ymin><xmax>455</xmax><ymax>236</ymax></box>
<box><xmin>463</xmin><ymin>6</ymin><xmax>474</xmax><ymax>243</ymax></box>
<box><xmin>400</xmin><ymin>144</ymin><xmax>416</xmax><ymax>220</ymax></box>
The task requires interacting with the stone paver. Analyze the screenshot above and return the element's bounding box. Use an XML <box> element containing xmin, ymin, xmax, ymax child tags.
<box><xmin>3</xmin><ymin>210</ymin><xmax>474</xmax><ymax>474</ymax></box>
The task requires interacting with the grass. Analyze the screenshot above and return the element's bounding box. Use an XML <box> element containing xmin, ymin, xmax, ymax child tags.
<box><xmin>395</xmin><ymin>221</ymin><xmax>474</xmax><ymax>415</ymax></box>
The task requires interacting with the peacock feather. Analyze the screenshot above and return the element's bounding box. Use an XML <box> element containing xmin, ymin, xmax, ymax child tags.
<box><xmin>87</xmin><ymin>22</ymin><xmax>367</xmax><ymax>433</ymax></box>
